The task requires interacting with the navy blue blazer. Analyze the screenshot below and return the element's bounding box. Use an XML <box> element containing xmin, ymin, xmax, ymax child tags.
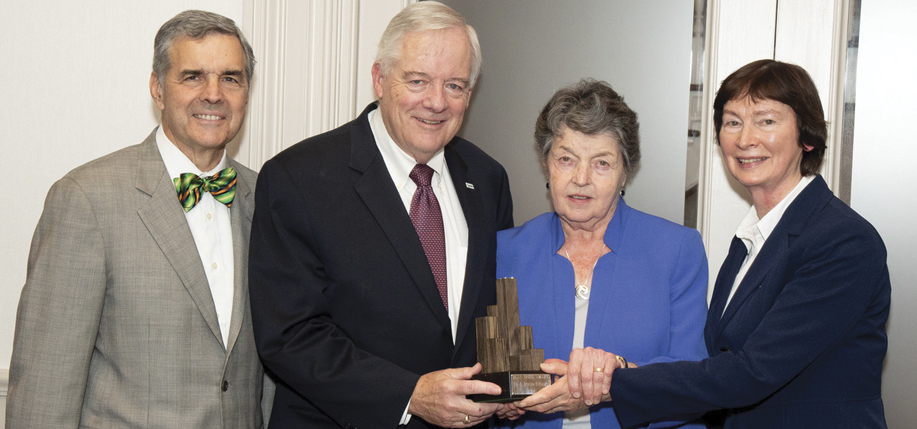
<box><xmin>610</xmin><ymin>175</ymin><xmax>890</xmax><ymax>428</ymax></box>
<box><xmin>248</xmin><ymin>103</ymin><xmax>513</xmax><ymax>428</ymax></box>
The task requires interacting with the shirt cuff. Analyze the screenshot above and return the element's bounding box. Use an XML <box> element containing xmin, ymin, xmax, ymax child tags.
<box><xmin>399</xmin><ymin>399</ymin><xmax>413</xmax><ymax>425</ymax></box>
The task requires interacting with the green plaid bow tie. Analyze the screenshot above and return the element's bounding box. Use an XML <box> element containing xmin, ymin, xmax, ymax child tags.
<box><xmin>173</xmin><ymin>167</ymin><xmax>237</xmax><ymax>212</ymax></box>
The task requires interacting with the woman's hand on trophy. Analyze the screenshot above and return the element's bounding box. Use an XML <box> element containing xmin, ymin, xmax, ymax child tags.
<box><xmin>566</xmin><ymin>347</ymin><xmax>622</xmax><ymax>405</ymax></box>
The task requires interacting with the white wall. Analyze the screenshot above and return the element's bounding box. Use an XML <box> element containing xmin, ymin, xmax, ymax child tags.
<box><xmin>441</xmin><ymin>0</ymin><xmax>694</xmax><ymax>226</ymax></box>
<box><xmin>0</xmin><ymin>0</ymin><xmax>244</xmax><ymax>419</ymax></box>
<box><xmin>0</xmin><ymin>368</ymin><xmax>6</xmax><ymax>426</ymax></box>
<box><xmin>851</xmin><ymin>1</ymin><xmax>917</xmax><ymax>426</ymax></box>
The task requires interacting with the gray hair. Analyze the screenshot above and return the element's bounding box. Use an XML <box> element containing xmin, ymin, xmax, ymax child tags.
<box><xmin>375</xmin><ymin>1</ymin><xmax>482</xmax><ymax>89</ymax></box>
<box><xmin>152</xmin><ymin>10</ymin><xmax>256</xmax><ymax>87</ymax></box>
<box><xmin>534</xmin><ymin>78</ymin><xmax>641</xmax><ymax>175</ymax></box>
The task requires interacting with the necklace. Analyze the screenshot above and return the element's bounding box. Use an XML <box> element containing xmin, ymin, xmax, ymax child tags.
<box><xmin>563</xmin><ymin>244</ymin><xmax>607</xmax><ymax>300</ymax></box>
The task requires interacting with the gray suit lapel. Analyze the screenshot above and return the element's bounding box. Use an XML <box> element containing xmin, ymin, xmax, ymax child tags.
<box><xmin>134</xmin><ymin>132</ymin><xmax>224</xmax><ymax>347</ymax></box>
<box><xmin>225</xmin><ymin>158</ymin><xmax>254</xmax><ymax>355</ymax></box>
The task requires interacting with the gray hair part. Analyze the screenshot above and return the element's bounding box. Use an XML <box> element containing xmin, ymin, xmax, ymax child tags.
<box><xmin>152</xmin><ymin>10</ymin><xmax>256</xmax><ymax>88</ymax></box>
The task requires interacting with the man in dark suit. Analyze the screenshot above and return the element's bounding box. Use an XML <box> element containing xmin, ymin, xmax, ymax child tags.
<box><xmin>248</xmin><ymin>2</ymin><xmax>513</xmax><ymax>428</ymax></box>
<box><xmin>7</xmin><ymin>10</ymin><xmax>272</xmax><ymax>428</ymax></box>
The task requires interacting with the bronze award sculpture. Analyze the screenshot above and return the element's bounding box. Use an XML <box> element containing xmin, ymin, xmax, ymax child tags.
<box><xmin>469</xmin><ymin>278</ymin><xmax>552</xmax><ymax>402</ymax></box>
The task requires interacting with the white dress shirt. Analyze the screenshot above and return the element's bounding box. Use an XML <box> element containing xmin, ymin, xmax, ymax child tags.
<box><xmin>156</xmin><ymin>126</ymin><xmax>235</xmax><ymax>346</ymax></box>
<box><xmin>369</xmin><ymin>108</ymin><xmax>470</xmax><ymax>426</ymax></box>
<box><xmin>564</xmin><ymin>296</ymin><xmax>591</xmax><ymax>426</ymax></box>
<box><xmin>723</xmin><ymin>175</ymin><xmax>816</xmax><ymax>314</ymax></box>
<box><xmin>369</xmin><ymin>108</ymin><xmax>469</xmax><ymax>340</ymax></box>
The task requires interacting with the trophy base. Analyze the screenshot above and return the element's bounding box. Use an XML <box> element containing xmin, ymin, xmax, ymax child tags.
<box><xmin>468</xmin><ymin>371</ymin><xmax>552</xmax><ymax>403</ymax></box>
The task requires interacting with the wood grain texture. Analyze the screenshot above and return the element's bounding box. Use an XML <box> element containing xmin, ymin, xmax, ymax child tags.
<box><xmin>476</xmin><ymin>278</ymin><xmax>543</xmax><ymax>373</ymax></box>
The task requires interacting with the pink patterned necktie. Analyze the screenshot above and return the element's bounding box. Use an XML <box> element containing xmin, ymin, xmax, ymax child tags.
<box><xmin>409</xmin><ymin>164</ymin><xmax>448</xmax><ymax>310</ymax></box>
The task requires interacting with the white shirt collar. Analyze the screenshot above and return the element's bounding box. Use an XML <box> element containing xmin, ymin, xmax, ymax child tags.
<box><xmin>735</xmin><ymin>174</ymin><xmax>816</xmax><ymax>246</ymax></box>
<box><xmin>156</xmin><ymin>125</ymin><xmax>229</xmax><ymax>179</ymax></box>
<box><xmin>368</xmin><ymin>107</ymin><xmax>446</xmax><ymax>189</ymax></box>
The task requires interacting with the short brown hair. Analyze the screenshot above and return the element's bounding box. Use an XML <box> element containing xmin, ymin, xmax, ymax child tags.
<box><xmin>713</xmin><ymin>59</ymin><xmax>827</xmax><ymax>176</ymax></box>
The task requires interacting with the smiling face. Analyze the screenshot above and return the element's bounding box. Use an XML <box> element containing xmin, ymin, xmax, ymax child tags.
<box><xmin>548</xmin><ymin>127</ymin><xmax>628</xmax><ymax>232</ymax></box>
<box><xmin>150</xmin><ymin>33</ymin><xmax>249</xmax><ymax>170</ymax></box>
<box><xmin>719</xmin><ymin>96</ymin><xmax>813</xmax><ymax>212</ymax></box>
<box><xmin>372</xmin><ymin>26</ymin><xmax>472</xmax><ymax>164</ymax></box>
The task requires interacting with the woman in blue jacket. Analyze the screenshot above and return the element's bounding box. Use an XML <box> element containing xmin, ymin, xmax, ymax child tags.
<box><xmin>496</xmin><ymin>79</ymin><xmax>708</xmax><ymax>429</ymax></box>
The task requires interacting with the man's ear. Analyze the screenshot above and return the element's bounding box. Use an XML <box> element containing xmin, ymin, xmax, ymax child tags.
<box><xmin>150</xmin><ymin>72</ymin><xmax>165</xmax><ymax>111</ymax></box>
<box><xmin>371</xmin><ymin>63</ymin><xmax>385</xmax><ymax>100</ymax></box>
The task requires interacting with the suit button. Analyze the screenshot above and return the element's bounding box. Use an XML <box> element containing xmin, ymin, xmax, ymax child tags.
<box><xmin>345</xmin><ymin>424</ymin><xmax>357</xmax><ymax>429</ymax></box>
<box><xmin>221</xmin><ymin>380</ymin><xmax>229</xmax><ymax>391</ymax></box>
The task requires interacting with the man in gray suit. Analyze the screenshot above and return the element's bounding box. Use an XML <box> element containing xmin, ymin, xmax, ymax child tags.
<box><xmin>6</xmin><ymin>10</ymin><xmax>271</xmax><ymax>428</ymax></box>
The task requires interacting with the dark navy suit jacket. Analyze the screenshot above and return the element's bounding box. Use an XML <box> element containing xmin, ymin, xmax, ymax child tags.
<box><xmin>248</xmin><ymin>103</ymin><xmax>513</xmax><ymax>428</ymax></box>
<box><xmin>610</xmin><ymin>175</ymin><xmax>890</xmax><ymax>428</ymax></box>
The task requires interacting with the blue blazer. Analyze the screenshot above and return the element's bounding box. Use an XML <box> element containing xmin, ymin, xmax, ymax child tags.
<box><xmin>611</xmin><ymin>176</ymin><xmax>891</xmax><ymax>428</ymax></box>
<box><xmin>496</xmin><ymin>198</ymin><xmax>708</xmax><ymax>429</ymax></box>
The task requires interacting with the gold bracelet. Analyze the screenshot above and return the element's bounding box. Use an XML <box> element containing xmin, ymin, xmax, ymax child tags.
<box><xmin>615</xmin><ymin>355</ymin><xmax>628</xmax><ymax>369</ymax></box>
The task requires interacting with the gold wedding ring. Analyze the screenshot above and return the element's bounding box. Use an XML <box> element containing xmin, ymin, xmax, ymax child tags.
<box><xmin>463</xmin><ymin>414</ymin><xmax>471</xmax><ymax>424</ymax></box>
<box><xmin>593</xmin><ymin>367</ymin><xmax>604</xmax><ymax>372</ymax></box>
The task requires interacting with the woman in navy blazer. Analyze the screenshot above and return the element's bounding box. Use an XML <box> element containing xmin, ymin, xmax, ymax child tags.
<box><xmin>574</xmin><ymin>60</ymin><xmax>890</xmax><ymax>428</ymax></box>
<box><xmin>495</xmin><ymin>79</ymin><xmax>709</xmax><ymax>429</ymax></box>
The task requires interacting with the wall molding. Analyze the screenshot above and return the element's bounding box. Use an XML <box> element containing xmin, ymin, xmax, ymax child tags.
<box><xmin>235</xmin><ymin>0</ymin><xmax>419</xmax><ymax>170</ymax></box>
<box><xmin>1</xmin><ymin>368</ymin><xmax>8</xmax><ymax>429</ymax></box>
<box><xmin>774</xmin><ymin>0</ymin><xmax>850</xmax><ymax>193</ymax></box>
<box><xmin>239</xmin><ymin>0</ymin><xmax>362</xmax><ymax>170</ymax></box>
<box><xmin>697</xmin><ymin>0</ymin><xmax>778</xmax><ymax>300</ymax></box>
<box><xmin>696</xmin><ymin>0</ymin><xmax>851</xmax><ymax>299</ymax></box>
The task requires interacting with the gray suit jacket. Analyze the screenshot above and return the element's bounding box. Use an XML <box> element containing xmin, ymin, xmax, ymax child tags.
<box><xmin>6</xmin><ymin>130</ymin><xmax>273</xmax><ymax>428</ymax></box>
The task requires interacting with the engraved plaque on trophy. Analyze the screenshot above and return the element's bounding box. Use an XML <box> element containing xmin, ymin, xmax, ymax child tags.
<box><xmin>468</xmin><ymin>277</ymin><xmax>552</xmax><ymax>403</ymax></box>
